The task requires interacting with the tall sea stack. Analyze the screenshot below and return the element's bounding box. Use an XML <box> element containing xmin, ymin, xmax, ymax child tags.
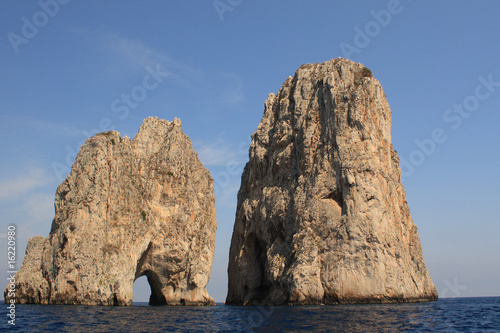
<box><xmin>5</xmin><ymin>117</ymin><xmax>217</xmax><ymax>306</ymax></box>
<box><xmin>227</xmin><ymin>58</ymin><xmax>437</xmax><ymax>305</ymax></box>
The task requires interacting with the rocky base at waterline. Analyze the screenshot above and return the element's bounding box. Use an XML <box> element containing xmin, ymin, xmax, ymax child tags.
<box><xmin>227</xmin><ymin>58</ymin><xmax>438</xmax><ymax>305</ymax></box>
<box><xmin>4</xmin><ymin>117</ymin><xmax>217</xmax><ymax>306</ymax></box>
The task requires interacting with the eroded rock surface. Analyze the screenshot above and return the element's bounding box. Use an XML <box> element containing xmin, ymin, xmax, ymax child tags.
<box><xmin>227</xmin><ymin>58</ymin><xmax>437</xmax><ymax>305</ymax></box>
<box><xmin>5</xmin><ymin>117</ymin><xmax>216</xmax><ymax>305</ymax></box>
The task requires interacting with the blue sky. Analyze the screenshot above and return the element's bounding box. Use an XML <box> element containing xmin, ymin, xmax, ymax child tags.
<box><xmin>1</xmin><ymin>1</ymin><xmax>499</xmax><ymax>303</ymax></box>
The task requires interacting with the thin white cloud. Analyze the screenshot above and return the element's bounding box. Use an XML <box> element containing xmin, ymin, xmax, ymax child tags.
<box><xmin>194</xmin><ymin>137</ymin><xmax>248</xmax><ymax>167</ymax></box>
<box><xmin>216</xmin><ymin>184</ymin><xmax>240</xmax><ymax>205</ymax></box>
<box><xmin>100</xmin><ymin>33</ymin><xmax>202</xmax><ymax>85</ymax></box>
<box><xmin>102</xmin><ymin>34</ymin><xmax>167</xmax><ymax>68</ymax></box>
<box><xmin>218</xmin><ymin>71</ymin><xmax>244</xmax><ymax>105</ymax></box>
<box><xmin>196</xmin><ymin>140</ymin><xmax>237</xmax><ymax>167</ymax></box>
<box><xmin>195</xmin><ymin>138</ymin><xmax>247</xmax><ymax>207</ymax></box>
<box><xmin>82</xmin><ymin>30</ymin><xmax>245</xmax><ymax>107</ymax></box>
<box><xmin>28</xmin><ymin>118</ymin><xmax>82</xmax><ymax>137</ymax></box>
<box><xmin>0</xmin><ymin>169</ymin><xmax>50</xmax><ymax>200</ymax></box>
<box><xmin>23</xmin><ymin>192</ymin><xmax>54</xmax><ymax>224</ymax></box>
<box><xmin>0</xmin><ymin>115</ymin><xmax>82</xmax><ymax>138</ymax></box>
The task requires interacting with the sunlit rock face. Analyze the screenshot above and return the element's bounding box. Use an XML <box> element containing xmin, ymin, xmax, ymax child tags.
<box><xmin>227</xmin><ymin>58</ymin><xmax>437</xmax><ymax>305</ymax></box>
<box><xmin>5</xmin><ymin>117</ymin><xmax>217</xmax><ymax>306</ymax></box>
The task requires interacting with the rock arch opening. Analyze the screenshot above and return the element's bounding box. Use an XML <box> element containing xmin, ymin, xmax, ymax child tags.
<box><xmin>132</xmin><ymin>276</ymin><xmax>149</xmax><ymax>304</ymax></box>
<box><xmin>134</xmin><ymin>270</ymin><xmax>167</xmax><ymax>305</ymax></box>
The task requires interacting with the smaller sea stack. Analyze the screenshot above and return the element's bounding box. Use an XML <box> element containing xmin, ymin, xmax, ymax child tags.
<box><xmin>5</xmin><ymin>117</ymin><xmax>217</xmax><ymax>306</ymax></box>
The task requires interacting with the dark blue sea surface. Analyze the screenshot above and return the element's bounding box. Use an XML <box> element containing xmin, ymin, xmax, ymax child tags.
<box><xmin>2</xmin><ymin>297</ymin><xmax>499</xmax><ymax>332</ymax></box>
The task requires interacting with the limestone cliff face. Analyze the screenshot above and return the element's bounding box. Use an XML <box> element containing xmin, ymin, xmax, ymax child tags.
<box><xmin>227</xmin><ymin>58</ymin><xmax>437</xmax><ymax>305</ymax></box>
<box><xmin>5</xmin><ymin>117</ymin><xmax>216</xmax><ymax>306</ymax></box>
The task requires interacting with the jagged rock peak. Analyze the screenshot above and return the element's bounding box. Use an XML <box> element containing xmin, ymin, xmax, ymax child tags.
<box><xmin>227</xmin><ymin>58</ymin><xmax>437</xmax><ymax>305</ymax></box>
<box><xmin>5</xmin><ymin>116</ymin><xmax>217</xmax><ymax>306</ymax></box>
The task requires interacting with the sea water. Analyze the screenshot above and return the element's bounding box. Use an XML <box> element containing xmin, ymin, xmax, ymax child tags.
<box><xmin>2</xmin><ymin>297</ymin><xmax>499</xmax><ymax>332</ymax></box>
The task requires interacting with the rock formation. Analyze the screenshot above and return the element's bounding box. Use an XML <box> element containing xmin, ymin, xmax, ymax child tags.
<box><xmin>5</xmin><ymin>117</ymin><xmax>216</xmax><ymax>306</ymax></box>
<box><xmin>227</xmin><ymin>58</ymin><xmax>437</xmax><ymax>305</ymax></box>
